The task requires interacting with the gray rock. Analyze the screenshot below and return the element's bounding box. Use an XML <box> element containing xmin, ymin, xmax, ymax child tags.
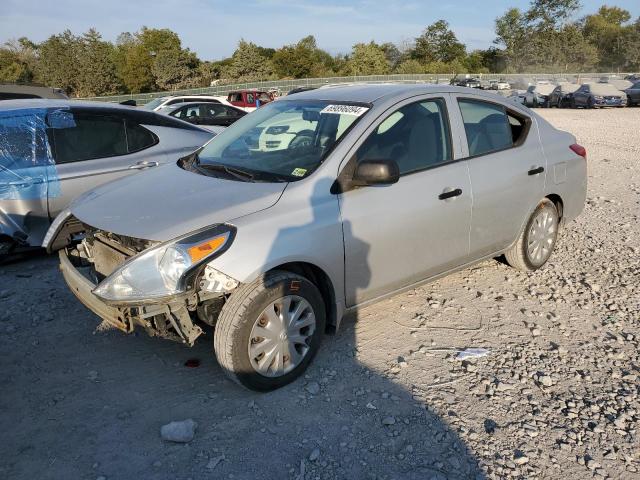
<box><xmin>305</xmin><ymin>382</ymin><xmax>320</xmax><ymax>395</ymax></box>
<box><xmin>309</xmin><ymin>448</ymin><xmax>320</xmax><ymax>462</ymax></box>
<box><xmin>382</xmin><ymin>416</ymin><xmax>396</xmax><ymax>425</ymax></box>
<box><xmin>206</xmin><ymin>455</ymin><xmax>225</xmax><ymax>470</ymax></box>
<box><xmin>160</xmin><ymin>419</ymin><xmax>197</xmax><ymax>443</ymax></box>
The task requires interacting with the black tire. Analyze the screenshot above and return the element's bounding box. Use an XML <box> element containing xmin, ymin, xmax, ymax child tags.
<box><xmin>588</xmin><ymin>97</ymin><xmax>596</xmax><ymax>109</ymax></box>
<box><xmin>214</xmin><ymin>270</ymin><xmax>326</xmax><ymax>391</ymax></box>
<box><xmin>0</xmin><ymin>237</ymin><xmax>15</xmax><ymax>263</ymax></box>
<box><xmin>570</xmin><ymin>98</ymin><xmax>577</xmax><ymax>109</ymax></box>
<box><xmin>504</xmin><ymin>199</ymin><xmax>559</xmax><ymax>272</ymax></box>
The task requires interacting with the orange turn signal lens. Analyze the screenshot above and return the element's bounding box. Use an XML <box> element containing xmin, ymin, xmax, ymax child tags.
<box><xmin>187</xmin><ymin>235</ymin><xmax>227</xmax><ymax>263</ymax></box>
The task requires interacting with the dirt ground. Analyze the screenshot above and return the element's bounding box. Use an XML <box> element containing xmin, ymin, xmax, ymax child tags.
<box><xmin>1</xmin><ymin>108</ymin><xmax>638</xmax><ymax>480</ymax></box>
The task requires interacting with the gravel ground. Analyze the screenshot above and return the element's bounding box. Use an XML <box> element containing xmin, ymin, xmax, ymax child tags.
<box><xmin>1</xmin><ymin>108</ymin><xmax>639</xmax><ymax>480</ymax></box>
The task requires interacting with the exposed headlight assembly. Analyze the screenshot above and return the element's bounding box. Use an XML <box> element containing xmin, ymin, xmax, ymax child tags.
<box><xmin>93</xmin><ymin>224</ymin><xmax>236</xmax><ymax>304</ymax></box>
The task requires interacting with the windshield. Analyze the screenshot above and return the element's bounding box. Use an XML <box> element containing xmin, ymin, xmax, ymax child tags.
<box><xmin>194</xmin><ymin>100</ymin><xmax>369</xmax><ymax>182</ymax></box>
<box><xmin>142</xmin><ymin>97</ymin><xmax>166</xmax><ymax>110</ymax></box>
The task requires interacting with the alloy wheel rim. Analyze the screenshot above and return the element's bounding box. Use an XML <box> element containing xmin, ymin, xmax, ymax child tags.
<box><xmin>248</xmin><ymin>295</ymin><xmax>316</xmax><ymax>377</ymax></box>
<box><xmin>527</xmin><ymin>209</ymin><xmax>557</xmax><ymax>265</ymax></box>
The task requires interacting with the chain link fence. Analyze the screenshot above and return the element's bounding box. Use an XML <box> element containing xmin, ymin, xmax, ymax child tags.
<box><xmin>82</xmin><ymin>73</ymin><xmax>629</xmax><ymax>105</ymax></box>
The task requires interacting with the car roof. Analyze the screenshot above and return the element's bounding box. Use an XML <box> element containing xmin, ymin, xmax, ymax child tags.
<box><xmin>284</xmin><ymin>83</ymin><xmax>502</xmax><ymax>105</ymax></box>
<box><xmin>0</xmin><ymin>98</ymin><xmax>208</xmax><ymax>132</ymax></box>
<box><xmin>0</xmin><ymin>98</ymin><xmax>140</xmax><ymax>111</ymax></box>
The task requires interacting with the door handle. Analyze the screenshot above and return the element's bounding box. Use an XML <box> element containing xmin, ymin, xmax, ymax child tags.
<box><xmin>438</xmin><ymin>188</ymin><xmax>463</xmax><ymax>200</ymax></box>
<box><xmin>528</xmin><ymin>166</ymin><xmax>544</xmax><ymax>176</ymax></box>
<box><xmin>129</xmin><ymin>161</ymin><xmax>159</xmax><ymax>170</ymax></box>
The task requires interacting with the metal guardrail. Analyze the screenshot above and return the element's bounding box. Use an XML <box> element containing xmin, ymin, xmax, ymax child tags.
<box><xmin>82</xmin><ymin>73</ymin><xmax>630</xmax><ymax>105</ymax></box>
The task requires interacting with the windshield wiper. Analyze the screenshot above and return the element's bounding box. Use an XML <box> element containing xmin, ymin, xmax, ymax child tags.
<box><xmin>196</xmin><ymin>163</ymin><xmax>255</xmax><ymax>181</ymax></box>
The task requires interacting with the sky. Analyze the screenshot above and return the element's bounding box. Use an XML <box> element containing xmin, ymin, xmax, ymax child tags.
<box><xmin>1</xmin><ymin>0</ymin><xmax>639</xmax><ymax>60</ymax></box>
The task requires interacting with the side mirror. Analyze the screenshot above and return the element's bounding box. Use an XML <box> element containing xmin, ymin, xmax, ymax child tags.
<box><xmin>352</xmin><ymin>159</ymin><xmax>400</xmax><ymax>187</ymax></box>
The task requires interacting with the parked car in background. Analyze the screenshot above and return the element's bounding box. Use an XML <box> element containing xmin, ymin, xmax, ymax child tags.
<box><xmin>523</xmin><ymin>83</ymin><xmax>556</xmax><ymax>107</ymax></box>
<box><xmin>624</xmin><ymin>74</ymin><xmax>640</xmax><ymax>82</ymax></box>
<box><xmin>142</xmin><ymin>94</ymin><xmax>230</xmax><ymax>112</ymax></box>
<box><xmin>507</xmin><ymin>90</ymin><xmax>527</xmax><ymax>105</ymax></box>
<box><xmin>570</xmin><ymin>83</ymin><xmax>627</xmax><ymax>108</ymax></box>
<box><xmin>624</xmin><ymin>81</ymin><xmax>640</xmax><ymax>106</ymax></box>
<box><xmin>47</xmin><ymin>84</ymin><xmax>586</xmax><ymax>391</ymax></box>
<box><xmin>0</xmin><ymin>100</ymin><xmax>213</xmax><ymax>258</ymax></box>
<box><xmin>227</xmin><ymin>90</ymin><xmax>274</xmax><ymax>111</ymax></box>
<box><xmin>547</xmin><ymin>83</ymin><xmax>580</xmax><ymax>108</ymax></box>
<box><xmin>159</xmin><ymin>102</ymin><xmax>247</xmax><ymax>134</ymax></box>
<box><xmin>0</xmin><ymin>83</ymin><xmax>68</xmax><ymax>100</ymax></box>
<box><xmin>450</xmin><ymin>77</ymin><xmax>481</xmax><ymax>89</ymax></box>
<box><xmin>489</xmin><ymin>80</ymin><xmax>511</xmax><ymax>90</ymax></box>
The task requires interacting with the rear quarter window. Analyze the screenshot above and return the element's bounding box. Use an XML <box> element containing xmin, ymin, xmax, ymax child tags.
<box><xmin>126</xmin><ymin>121</ymin><xmax>158</xmax><ymax>152</ymax></box>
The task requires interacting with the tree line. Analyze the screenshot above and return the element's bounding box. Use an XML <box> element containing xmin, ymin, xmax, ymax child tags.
<box><xmin>1</xmin><ymin>0</ymin><xmax>638</xmax><ymax>97</ymax></box>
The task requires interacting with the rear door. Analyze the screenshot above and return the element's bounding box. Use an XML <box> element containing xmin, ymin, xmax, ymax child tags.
<box><xmin>47</xmin><ymin>109</ymin><xmax>160</xmax><ymax>218</ymax></box>
<box><xmin>451</xmin><ymin>96</ymin><xmax>546</xmax><ymax>257</ymax></box>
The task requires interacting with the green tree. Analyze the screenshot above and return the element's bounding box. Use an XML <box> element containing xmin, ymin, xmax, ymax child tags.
<box><xmin>412</xmin><ymin>20</ymin><xmax>466</xmax><ymax>64</ymax></box>
<box><xmin>495</xmin><ymin>8</ymin><xmax>531</xmax><ymax>71</ymax></box>
<box><xmin>394</xmin><ymin>59</ymin><xmax>425</xmax><ymax>74</ymax></box>
<box><xmin>75</xmin><ymin>29</ymin><xmax>122</xmax><ymax>97</ymax></box>
<box><xmin>346</xmin><ymin>42</ymin><xmax>389</xmax><ymax>75</ymax></box>
<box><xmin>526</xmin><ymin>0</ymin><xmax>581</xmax><ymax>30</ymax></box>
<box><xmin>151</xmin><ymin>48</ymin><xmax>199</xmax><ymax>90</ymax></box>
<box><xmin>223</xmin><ymin>40</ymin><xmax>274</xmax><ymax>81</ymax></box>
<box><xmin>0</xmin><ymin>38</ymin><xmax>38</xmax><ymax>84</ymax></box>
<box><xmin>583</xmin><ymin>6</ymin><xmax>634</xmax><ymax>70</ymax></box>
<box><xmin>37</xmin><ymin>30</ymin><xmax>81</xmax><ymax>94</ymax></box>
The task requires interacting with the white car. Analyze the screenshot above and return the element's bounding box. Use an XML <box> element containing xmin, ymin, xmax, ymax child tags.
<box><xmin>490</xmin><ymin>80</ymin><xmax>511</xmax><ymax>90</ymax></box>
<box><xmin>142</xmin><ymin>95</ymin><xmax>232</xmax><ymax>112</ymax></box>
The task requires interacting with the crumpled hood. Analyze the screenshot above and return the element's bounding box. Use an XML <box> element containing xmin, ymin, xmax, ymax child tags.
<box><xmin>70</xmin><ymin>162</ymin><xmax>286</xmax><ymax>241</ymax></box>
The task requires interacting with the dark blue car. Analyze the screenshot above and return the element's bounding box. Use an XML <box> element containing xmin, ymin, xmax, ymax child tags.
<box><xmin>570</xmin><ymin>83</ymin><xmax>627</xmax><ymax>108</ymax></box>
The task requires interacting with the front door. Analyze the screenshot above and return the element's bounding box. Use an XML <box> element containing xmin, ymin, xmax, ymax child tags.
<box><xmin>339</xmin><ymin>96</ymin><xmax>472</xmax><ymax>306</ymax></box>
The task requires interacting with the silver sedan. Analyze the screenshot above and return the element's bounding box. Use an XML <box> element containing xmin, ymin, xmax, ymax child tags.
<box><xmin>47</xmin><ymin>84</ymin><xmax>587</xmax><ymax>391</ymax></box>
<box><xmin>0</xmin><ymin>99</ymin><xmax>213</xmax><ymax>257</ymax></box>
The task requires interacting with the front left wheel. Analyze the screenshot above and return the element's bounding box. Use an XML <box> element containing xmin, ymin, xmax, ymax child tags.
<box><xmin>214</xmin><ymin>270</ymin><xmax>326</xmax><ymax>391</ymax></box>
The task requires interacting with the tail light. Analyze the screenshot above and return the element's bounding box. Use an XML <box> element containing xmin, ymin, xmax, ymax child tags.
<box><xmin>570</xmin><ymin>143</ymin><xmax>586</xmax><ymax>159</ymax></box>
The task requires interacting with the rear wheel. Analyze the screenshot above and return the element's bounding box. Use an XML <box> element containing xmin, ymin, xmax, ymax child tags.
<box><xmin>214</xmin><ymin>270</ymin><xmax>326</xmax><ymax>391</ymax></box>
<box><xmin>505</xmin><ymin>199</ymin><xmax>559</xmax><ymax>271</ymax></box>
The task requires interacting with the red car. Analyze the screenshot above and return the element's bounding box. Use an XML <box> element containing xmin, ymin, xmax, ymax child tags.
<box><xmin>227</xmin><ymin>90</ymin><xmax>273</xmax><ymax>111</ymax></box>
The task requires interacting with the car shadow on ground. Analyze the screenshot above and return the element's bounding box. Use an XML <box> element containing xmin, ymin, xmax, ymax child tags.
<box><xmin>0</xmin><ymin>179</ymin><xmax>485</xmax><ymax>480</ymax></box>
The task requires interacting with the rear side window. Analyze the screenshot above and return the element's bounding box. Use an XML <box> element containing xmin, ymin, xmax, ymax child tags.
<box><xmin>126</xmin><ymin>121</ymin><xmax>157</xmax><ymax>152</ymax></box>
<box><xmin>458</xmin><ymin>100</ymin><xmax>513</xmax><ymax>157</ymax></box>
<box><xmin>52</xmin><ymin>113</ymin><xmax>127</xmax><ymax>164</ymax></box>
<box><xmin>356</xmin><ymin>98</ymin><xmax>451</xmax><ymax>175</ymax></box>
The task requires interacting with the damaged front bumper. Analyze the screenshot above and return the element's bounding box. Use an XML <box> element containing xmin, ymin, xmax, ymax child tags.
<box><xmin>59</xmin><ymin>248</ymin><xmax>206</xmax><ymax>346</ymax></box>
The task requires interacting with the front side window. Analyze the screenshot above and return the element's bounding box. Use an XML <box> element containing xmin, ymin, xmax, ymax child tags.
<box><xmin>247</xmin><ymin>93</ymin><xmax>255</xmax><ymax>105</ymax></box>
<box><xmin>356</xmin><ymin>99</ymin><xmax>451</xmax><ymax>175</ymax></box>
<box><xmin>52</xmin><ymin>112</ymin><xmax>127</xmax><ymax>164</ymax></box>
<box><xmin>459</xmin><ymin>99</ymin><xmax>513</xmax><ymax>157</ymax></box>
<box><xmin>193</xmin><ymin>100</ymin><xmax>368</xmax><ymax>182</ymax></box>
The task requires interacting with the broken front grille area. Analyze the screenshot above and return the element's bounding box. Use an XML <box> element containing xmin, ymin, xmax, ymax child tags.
<box><xmin>82</xmin><ymin>229</ymin><xmax>155</xmax><ymax>281</ymax></box>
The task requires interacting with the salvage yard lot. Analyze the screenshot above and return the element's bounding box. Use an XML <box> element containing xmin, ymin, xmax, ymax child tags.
<box><xmin>1</xmin><ymin>108</ymin><xmax>639</xmax><ymax>480</ymax></box>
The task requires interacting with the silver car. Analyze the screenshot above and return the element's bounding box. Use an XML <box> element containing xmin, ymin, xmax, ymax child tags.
<box><xmin>0</xmin><ymin>100</ymin><xmax>213</xmax><ymax>256</ymax></box>
<box><xmin>46</xmin><ymin>84</ymin><xmax>587</xmax><ymax>391</ymax></box>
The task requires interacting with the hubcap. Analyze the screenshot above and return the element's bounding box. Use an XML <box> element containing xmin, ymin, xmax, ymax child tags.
<box><xmin>248</xmin><ymin>296</ymin><xmax>316</xmax><ymax>377</ymax></box>
<box><xmin>527</xmin><ymin>208</ymin><xmax>557</xmax><ymax>266</ymax></box>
